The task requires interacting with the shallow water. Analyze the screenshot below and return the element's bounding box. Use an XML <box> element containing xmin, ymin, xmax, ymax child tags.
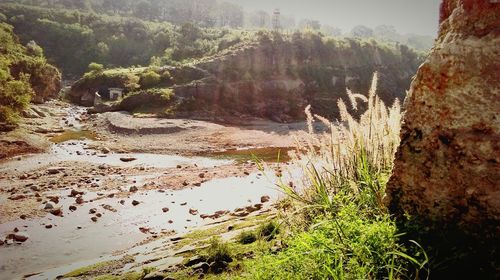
<box><xmin>206</xmin><ymin>146</ymin><xmax>294</xmax><ymax>163</ymax></box>
<box><xmin>0</xmin><ymin>141</ymin><xmax>232</xmax><ymax>174</ymax></box>
<box><xmin>0</xmin><ymin>172</ymin><xmax>280</xmax><ymax>279</ymax></box>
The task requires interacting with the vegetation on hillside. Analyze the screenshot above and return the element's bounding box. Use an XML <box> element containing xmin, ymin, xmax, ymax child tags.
<box><xmin>0</xmin><ymin>3</ymin><xmax>248</xmax><ymax>76</ymax></box>
<box><xmin>0</xmin><ymin>2</ymin><xmax>432</xmax><ymax>78</ymax></box>
<box><xmin>0</xmin><ymin>21</ymin><xmax>60</xmax><ymax>126</ymax></box>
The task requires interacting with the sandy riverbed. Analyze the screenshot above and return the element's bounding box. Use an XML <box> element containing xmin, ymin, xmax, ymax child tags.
<box><xmin>0</xmin><ymin>101</ymin><xmax>300</xmax><ymax>279</ymax></box>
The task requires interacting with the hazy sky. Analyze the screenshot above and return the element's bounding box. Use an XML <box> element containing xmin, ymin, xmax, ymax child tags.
<box><xmin>226</xmin><ymin>0</ymin><xmax>441</xmax><ymax>36</ymax></box>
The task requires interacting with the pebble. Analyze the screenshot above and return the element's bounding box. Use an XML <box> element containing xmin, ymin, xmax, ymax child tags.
<box><xmin>44</xmin><ymin>202</ymin><xmax>54</xmax><ymax>210</ymax></box>
<box><xmin>132</xmin><ymin>200</ymin><xmax>140</xmax><ymax>206</ymax></box>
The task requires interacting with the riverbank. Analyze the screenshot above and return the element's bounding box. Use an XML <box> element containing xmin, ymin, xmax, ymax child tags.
<box><xmin>0</xmin><ymin>101</ymin><xmax>295</xmax><ymax>279</ymax></box>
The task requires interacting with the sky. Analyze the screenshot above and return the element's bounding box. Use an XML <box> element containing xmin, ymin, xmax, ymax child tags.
<box><xmin>226</xmin><ymin>0</ymin><xmax>441</xmax><ymax>37</ymax></box>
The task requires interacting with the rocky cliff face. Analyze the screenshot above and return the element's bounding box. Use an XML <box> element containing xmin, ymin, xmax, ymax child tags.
<box><xmin>387</xmin><ymin>0</ymin><xmax>499</xmax><ymax>237</ymax></box>
<box><xmin>71</xmin><ymin>35</ymin><xmax>422</xmax><ymax>122</ymax></box>
<box><xmin>174</xmin><ymin>34</ymin><xmax>423</xmax><ymax>121</ymax></box>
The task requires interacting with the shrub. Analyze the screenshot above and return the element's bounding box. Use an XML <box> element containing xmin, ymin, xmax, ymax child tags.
<box><xmin>88</xmin><ymin>62</ymin><xmax>104</xmax><ymax>73</ymax></box>
<box><xmin>139</xmin><ymin>70</ymin><xmax>161</xmax><ymax>88</ymax></box>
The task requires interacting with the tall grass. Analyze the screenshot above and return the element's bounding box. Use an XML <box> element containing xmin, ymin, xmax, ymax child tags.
<box><xmin>242</xmin><ymin>73</ymin><xmax>428</xmax><ymax>279</ymax></box>
<box><xmin>281</xmin><ymin>72</ymin><xmax>401</xmax><ymax>213</ymax></box>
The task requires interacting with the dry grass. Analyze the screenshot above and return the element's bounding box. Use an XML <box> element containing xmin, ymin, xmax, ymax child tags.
<box><xmin>278</xmin><ymin>72</ymin><xmax>402</xmax><ymax>213</ymax></box>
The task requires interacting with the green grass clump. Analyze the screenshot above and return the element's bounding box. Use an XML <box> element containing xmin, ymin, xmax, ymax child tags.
<box><xmin>257</xmin><ymin>220</ymin><xmax>280</xmax><ymax>241</ymax></box>
<box><xmin>238</xmin><ymin>231</ymin><xmax>257</xmax><ymax>244</ymax></box>
<box><xmin>206</xmin><ymin>237</ymin><xmax>232</xmax><ymax>263</ymax></box>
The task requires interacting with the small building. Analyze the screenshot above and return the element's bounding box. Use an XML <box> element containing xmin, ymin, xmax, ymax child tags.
<box><xmin>109</xmin><ymin>88</ymin><xmax>124</xmax><ymax>100</ymax></box>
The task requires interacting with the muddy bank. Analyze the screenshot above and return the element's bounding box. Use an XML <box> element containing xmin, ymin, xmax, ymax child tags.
<box><xmin>87</xmin><ymin>111</ymin><xmax>314</xmax><ymax>155</ymax></box>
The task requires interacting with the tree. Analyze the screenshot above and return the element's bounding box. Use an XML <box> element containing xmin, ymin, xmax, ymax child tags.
<box><xmin>298</xmin><ymin>19</ymin><xmax>321</xmax><ymax>31</ymax></box>
<box><xmin>26</xmin><ymin>40</ymin><xmax>44</xmax><ymax>57</ymax></box>
<box><xmin>350</xmin><ymin>25</ymin><xmax>374</xmax><ymax>38</ymax></box>
<box><xmin>88</xmin><ymin>62</ymin><xmax>104</xmax><ymax>73</ymax></box>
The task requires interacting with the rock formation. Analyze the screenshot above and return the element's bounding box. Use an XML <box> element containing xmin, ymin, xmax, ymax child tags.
<box><xmin>70</xmin><ymin>35</ymin><xmax>423</xmax><ymax>121</ymax></box>
<box><xmin>387</xmin><ymin>0</ymin><xmax>499</xmax><ymax>237</ymax></box>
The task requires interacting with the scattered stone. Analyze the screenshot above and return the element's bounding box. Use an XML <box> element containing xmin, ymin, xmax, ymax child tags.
<box><xmin>10</xmin><ymin>232</ymin><xmax>29</xmax><ymax>243</ymax></box>
<box><xmin>102</xmin><ymin>204</ymin><xmax>117</xmax><ymax>212</ymax></box>
<box><xmin>193</xmin><ymin>182</ymin><xmax>201</xmax><ymax>187</ymax></box>
<box><xmin>20</xmin><ymin>214</ymin><xmax>27</xmax><ymax>220</ymax></box>
<box><xmin>45</xmin><ymin>224</ymin><xmax>53</xmax><ymax>229</ymax></box>
<box><xmin>119</xmin><ymin>200</ymin><xmax>125</xmax><ymax>205</ymax></box>
<box><xmin>139</xmin><ymin>227</ymin><xmax>150</xmax><ymax>234</ymax></box>
<box><xmin>91</xmin><ymin>216</ymin><xmax>98</xmax><ymax>222</ymax></box>
<box><xmin>48</xmin><ymin>196</ymin><xmax>59</xmax><ymax>204</ymax></box>
<box><xmin>168</xmin><ymin>220</ymin><xmax>173</xmax><ymax>224</ymax></box>
<box><xmin>70</xmin><ymin>189</ymin><xmax>84</xmax><ymax>197</ymax></box>
<box><xmin>176</xmin><ymin>165</ymin><xmax>182</xmax><ymax>169</ymax></box>
<box><xmin>243</xmin><ymin>171</ymin><xmax>250</xmax><ymax>175</ymax></box>
<box><xmin>132</xmin><ymin>200</ymin><xmax>140</xmax><ymax>206</ymax></box>
<box><xmin>69</xmin><ymin>205</ymin><xmax>77</xmax><ymax>211</ymax></box>
<box><xmin>182</xmin><ymin>181</ymin><xmax>188</xmax><ymax>186</ymax></box>
<box><xmin>75</xmin><ymin>197</ymin><xmax>84</xmax><ymax>204</ymax></box>
<box><xmin>89</xmin><ymin>208</ymin><xmax>97</xmax><ymax>214</ymax></box>
<box><xmin>227</xmin><ymin>225</ymin><xmax>234</xmax><ymax>231</ymax></box>
<box><xmin>129</xmin><ymin>186</ymin><xmax>138</xmax><ymax>192</ymax></box>
<box><xmin>101</xmin><ymin>147</ymin><xmax>111</xmax><ymax>154</ymax></box>
<box><xmin>180</xmin><ymin>202</ymin><xmax>187</xmax><ymax>206</ymax></box>
<box><xmin>96</xmin><ymin>213</ymin><xmax>102</xmax><ymax>217</ymax></box>
<box><xmin>162</xmin><ymin>207</ymin><xmax>169</xmax><ymax>213</ymax></box>
<box><xmin>198</xmin><ymin>173</ymin><xmax>205</xmax><ymax>178</ymax></box>
<box><xmin>47</xmin><ymin>167</ymin><xmax>64</xmax><ymax>174</ymax></box>
<box><xmin>120</xmin><ymin>157</ymin><xmax>137</xmax><ymax>162</ymax></box>
<box><xmin>189</xmin><ymin>208</ymin><xmax>199</xmax><ymax>215</ymax></box>
<box><xmin>260</xmin><ymin>195</ymin><xmax>270</xmax><ymax>203</ymax></box>
<box><xmin>44</xmin><ymin>202</ymin><xmax>55</xmax><ymax>210</ymax></box>
<box><xmin>50</xmin><ymin>209</ymin><xmax>63</xmax><ymax>217</ymax></box>
<box><xmin>0</xmin><ymin>240</ymin><xmax>4</xmax><ymax>246</ymax></box>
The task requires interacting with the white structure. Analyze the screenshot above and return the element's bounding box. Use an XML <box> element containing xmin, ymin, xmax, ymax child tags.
<box><xmin>109</xmin><ymin>88</ymin><xmax>123</xmax><ymax>100</ymax></box>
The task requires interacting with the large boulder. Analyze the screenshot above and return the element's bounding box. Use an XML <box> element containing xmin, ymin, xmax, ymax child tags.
<box><xmin>386</xmin><ymin>0</ymin><xmax>499</xmax><ymax>275</ymax></box>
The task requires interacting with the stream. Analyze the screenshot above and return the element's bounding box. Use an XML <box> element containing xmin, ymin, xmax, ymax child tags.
<box><xmin>0</xmin><ymin>106</ymin><xmax>283</xmax><ymax>279</ymax></box>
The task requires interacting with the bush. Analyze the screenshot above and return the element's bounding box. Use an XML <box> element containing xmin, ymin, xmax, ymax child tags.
<box><xmin>139</xmin><ymin>70</ymin><xmax>161</xmax><ymax>88</ymax></box>
<box><xmin>88</xmin><ymin>62</ymin><xmax>104</xmax><ymax>73</ymax></box>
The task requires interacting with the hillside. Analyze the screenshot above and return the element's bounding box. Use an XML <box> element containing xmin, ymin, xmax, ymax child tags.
<box><xmin>0</xmin><ymin>3</ymin><xmax>248</xmax><ymax>77</ymax></box>
<box><xmin>70</xmin><ymin>31</ymin><xmax>424</xmax><ymax>121</ymax></box>
<box><xmin>0</xmin><ymin>21</ymin><xmax>60</xmax><ymax>128</ymax></box>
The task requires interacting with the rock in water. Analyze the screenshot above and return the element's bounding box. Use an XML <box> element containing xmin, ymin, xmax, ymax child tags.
<box><xmin>120</xmin><ymin>157</ymin><xmax>137</xmax><ymax>162</ymax></box>
<box><xmin>44</xmin><ymin>202</ymin><xmax>54</xmax><ymax>210</ymax></box>
<box><xmin>260</xmin><ymin>195</ymin><xmax>270</xmax><ymax>203</ymax></box>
